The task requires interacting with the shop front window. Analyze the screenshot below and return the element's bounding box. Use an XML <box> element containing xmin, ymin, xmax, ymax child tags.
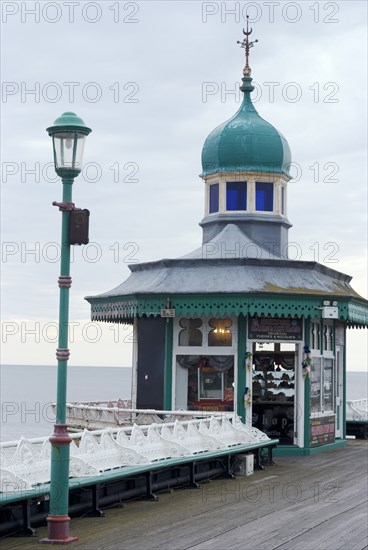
<box><xmin>310</xmin><ymin>357</ymin><xmax>322</xmax><ymax>413</ymax></box>
<box><xmin>324</xmin><ymin>323</ymin><xmax>333</xmax><ymax>352</ymax></box>
<box><xmin>323</xmin><ymin>359</ymin><xmax>334</xmax><ymax>411</ymax></box>
<box><xmin>310</xmin><ymin>357</ymin><xmax>335</xmax><ymax>414</ymax></box>
<box><xmin>208</xmin><ymin>318</ymin><xmax>232</xmax><ymax>346</ymax></box>
<box><xmin>178</xmin><ymin>318</ymin><xmax>203</xmax><ymax>346</ymax></box>
<box><xmin>176</xmin><ymin>355</ymin><xmax>234</xmax><ymax>411</ymax></box>
<box><xmin>310</xmin><ymin>321</ymin><xmax>320</xmax><ymax>351</ymax></box>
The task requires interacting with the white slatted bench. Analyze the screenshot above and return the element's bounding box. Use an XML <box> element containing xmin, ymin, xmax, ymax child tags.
<box><xmin>159</xmin><ymin>420</ymin><xmax>220</xmax><ymax>454</ymax></box>
<box><xmin>116</xmin><ymin>424</ymin><xmax>189</xmax><ymax>461</ymax></box>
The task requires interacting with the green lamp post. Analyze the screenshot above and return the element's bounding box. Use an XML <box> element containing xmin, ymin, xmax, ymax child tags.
<box><xmin>41</xmin><ymin>112</ymin><xmax>91</xmax><ymax>544</ymax></box>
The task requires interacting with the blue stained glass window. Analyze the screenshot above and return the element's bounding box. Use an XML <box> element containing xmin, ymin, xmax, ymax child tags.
<box><xmin>209</xmin><ymin>183</ymin><xmax>219</xmax><ymax>213</ymax></box>
<box><xmin>226</xmin><ymin>181</ymin><xmax>247</xmax><ymax>211</ymax></box>
<box><xmin>256</xmin><ymin>182</ymin><xmax>274</xmax><ymax>211</ymax></box>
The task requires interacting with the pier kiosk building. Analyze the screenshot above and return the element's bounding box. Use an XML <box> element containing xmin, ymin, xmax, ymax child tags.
<box><xmin>87</xmin><ymin>29</ymin><xmax>368</xmax><ymax>455</ymax></box>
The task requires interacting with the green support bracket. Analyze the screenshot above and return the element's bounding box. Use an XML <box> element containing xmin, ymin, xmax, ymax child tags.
<box><xmin>163</xmin><ymin>318</ymin><xmax>173</xmax><ymax>410</ymax></box>
<box><xmin>343</xmin><ymin>325</ymin><xmax>347</xmax><ymax>439</ymax></box>
<box><xmin>304</xmin><ymin>316</ymin><xmax>311</xmax><ymax>449</ymax></box>
<box><xmin>237</xmin><ymin>314</ymin><xmax>247</xmax><ymax>422</ymax></box>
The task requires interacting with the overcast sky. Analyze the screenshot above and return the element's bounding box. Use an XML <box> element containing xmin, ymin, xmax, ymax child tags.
<box><xmin>1</xmin><ymin>0</ymin><xmax>367</xmax><ymax>371</ymax></box>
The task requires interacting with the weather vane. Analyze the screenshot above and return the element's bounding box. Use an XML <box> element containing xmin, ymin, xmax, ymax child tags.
<box><xmin>237</xmin><ymin>15</ymin><xmax>258</xmax><ymax>75</ymax></box>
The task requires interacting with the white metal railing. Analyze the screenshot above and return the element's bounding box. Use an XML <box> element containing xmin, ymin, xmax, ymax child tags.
<box><xmin>52</xmin><ymin>402</ymin><xmax>236</xmax><ymax>431</ymax></box>
<box><xmin>346</xmin><ymin>398</ymin><xmax>368</xmax><ymax>422</ymax></box>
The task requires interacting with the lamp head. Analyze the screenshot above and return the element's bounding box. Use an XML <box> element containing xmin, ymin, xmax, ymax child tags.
<box><xmin>47</xmin><ymin>112</ymin><xmax>91</xmax><ymax>179</ymax></box>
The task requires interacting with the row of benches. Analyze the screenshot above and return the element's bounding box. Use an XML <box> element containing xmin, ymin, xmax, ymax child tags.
<box><xmin>1</xmin><ymin>415</ymin><xmax>272</xmax><ymax>494</ymax></box>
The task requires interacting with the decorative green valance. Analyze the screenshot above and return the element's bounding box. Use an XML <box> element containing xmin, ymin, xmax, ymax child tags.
<box><xmin>89</xmin><ymin>294</ymin><xmax>367</xmax><ymax>327</ymax></box>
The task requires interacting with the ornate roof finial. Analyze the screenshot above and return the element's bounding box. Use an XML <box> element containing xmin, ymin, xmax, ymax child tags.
<box><xmin>237</xmin><ymin>15</ymin><xmax>258</xmax><ymax>76</ymax></box>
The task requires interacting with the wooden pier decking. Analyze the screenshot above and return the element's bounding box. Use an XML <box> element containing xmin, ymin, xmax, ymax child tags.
<box><xmin>2</xmin><ymin>440</ymin><xmax>367</xmax><ymax>550</ymax></box>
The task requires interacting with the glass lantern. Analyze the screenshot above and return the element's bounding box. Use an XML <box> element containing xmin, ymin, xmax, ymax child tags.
<box><xmin>47</xmin><ymin>112</ymin><xmax>91</xmax><ymax>178</ymax></box>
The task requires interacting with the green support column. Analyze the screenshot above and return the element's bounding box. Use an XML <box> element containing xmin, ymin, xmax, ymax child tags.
<box><xmin>343</xmin><ymin>325</ymin><xmax>347</xmax><ymax>438</ymax></box>
<box><xmin>56</xmin><ymin>178</ymin><xmax>72</xmax><ymax>426</ymax></box>
<box><xmin>237</xmin><ymin>314</ymin><xmax>247</xmax><ymax>422</ymax></box>
<box><xmin>333</xmin><ymin>320</ymin><xmax>340</xmax><ymax>433</ymax></box>
<box><xmin>42</xmin><ymin>177</ymin><xmax>77</xmax><ymax>543</ymax></box>
<box><xmin>163</xmin><ymin>318</ymin><xmax>173</xmax><ymax>410</ymax></box>
<box><xmin>304</xmin><ymin>316</ymin><xmax>311</xmax><ymax>449</ymax></box>
<box><xmin>43</xmin><ymin>111</ymin><xmax>91</xmax><ymax>544</ymax></box>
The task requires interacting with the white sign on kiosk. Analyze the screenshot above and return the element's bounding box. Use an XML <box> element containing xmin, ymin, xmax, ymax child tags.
<box><xmin>322</xmin><ymin>306</ymin><xmax>338</xmax><ymax>319</ymax></box>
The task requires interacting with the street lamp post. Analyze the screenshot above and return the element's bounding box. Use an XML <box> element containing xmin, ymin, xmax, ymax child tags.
<box><xmin>41</xmin><ymin>112</ymin><xmax>91</xmax><ymax>544</ymax></box>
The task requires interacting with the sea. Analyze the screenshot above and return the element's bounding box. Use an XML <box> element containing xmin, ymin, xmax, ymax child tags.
<box><xmin>0</xmin><ymin>365</ymin><xmax>131</xmax><ymax>442</ymax></box>
<box><xmin>0</xmin><ymin>365</ymin><xmax>367</xmax><ymax>442</ymax></box>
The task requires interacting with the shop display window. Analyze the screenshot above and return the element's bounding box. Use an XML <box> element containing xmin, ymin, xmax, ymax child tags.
<box><xmin>176</xmin><ymin>355</ymin><xmax>234</xmax><ymax>411</ymax></box>
<box><xmin>310</xmin><ymin>357</ymin><xmax>334</xmax><ymax>414</ymax></box>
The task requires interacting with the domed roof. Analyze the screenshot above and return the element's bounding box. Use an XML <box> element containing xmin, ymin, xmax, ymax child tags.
<box><xmin>201</xmin><ymin>76</ymin><xmax>291</xmax><ymax>178</ymax></box>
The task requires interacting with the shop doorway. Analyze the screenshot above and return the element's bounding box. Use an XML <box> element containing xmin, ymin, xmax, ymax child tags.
<box><xmin>252</xmin><ymin>343</ymin><xmax>297</xmax><ymax>445</ymax></box>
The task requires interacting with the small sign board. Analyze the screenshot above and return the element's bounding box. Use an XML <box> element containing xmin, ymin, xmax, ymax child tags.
<box><xmin>69</xmin><ymin>209</ymin><xmax>90</xmax><ymax>245</ymax></box>
<box><xmin>160</xmin><ymin>309</ymin><xmax>175</xmax><ymax>318</ymax></box>
<box><xmin>322</xmin><ymin>306</ymin><xmax>338</xmax><ymax>319</ymax></box>
<box><xmin>310</xmin><ymin>415</ymin><xmax>335</xmax><ymax>447</ymax></box>
<box><xmin>248</xmin><ymin>317</ymin><xmax>302</xmax><ymax>341</ymax></box>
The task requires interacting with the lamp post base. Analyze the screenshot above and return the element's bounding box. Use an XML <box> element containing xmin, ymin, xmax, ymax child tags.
<box><xmin>39</xmin><ymin>516</ymin><xmax>78</xmax><ymax>545</ymax></box>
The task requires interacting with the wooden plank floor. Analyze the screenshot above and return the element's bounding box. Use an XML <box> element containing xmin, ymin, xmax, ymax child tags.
<box><xmin>2</xmin><ymin>440</ymin><xmax>367</xmax><ymax>550</ymax></box>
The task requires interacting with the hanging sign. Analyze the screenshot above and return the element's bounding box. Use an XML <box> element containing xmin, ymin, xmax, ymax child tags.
<box><xmin>248</xmin><ymin>317</ymin><xmax>302</xmax><ymax>341</ymax></box>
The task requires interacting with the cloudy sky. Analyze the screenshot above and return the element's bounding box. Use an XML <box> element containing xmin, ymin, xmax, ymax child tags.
<box><xmin>1</xmin><ymin>0</ymin><xmax>367</xmax><ymax>371</ymax></box>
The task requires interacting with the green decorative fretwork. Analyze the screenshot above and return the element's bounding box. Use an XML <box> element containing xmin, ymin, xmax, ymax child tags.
<box><xmin>89</xmin><ymin>294</ymin><xmax>366</xmax><ymax>327</ymax></box>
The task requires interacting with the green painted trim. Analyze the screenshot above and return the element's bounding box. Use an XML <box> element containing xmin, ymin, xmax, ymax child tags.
<box><xmin>0</xmin><ymin>439</ymin><xmax>279</xmax><ymax>506</ymax></box>
<box><xmin>89</xmin><ymin>293</ymin><xmax>366</xmax><ymax>324</ymax></box>
<box><xmin>237</xmin><ymin>314</ymin><xmax>247</xmax><ymax>422</ymax></box>
<box><xmin>49</xmin><ymin>176</ymin><xmax>74</xmax><ymax>518</ymax></box>
<box><xmin>333</xmin><ymin>321</ymin><xmax>340</xmax><ymax>432</ymax></box>
<box><xmin>163</xmin><ymin>318</ymin><xmax>173</xmax><ymax>410</ymax></box>
<box><xmin>304</xmin><ymin>383</ymin><xmax>311</xmax><ymax>448</ymax></box>
<box><xmin>303</xmin><ymin>317</ymin><xmax>311</xmax><ymax>448</ymax></box>
<box><xmin>343</xmin><ymin>326</ymin><xmax>347</xmax><ymax>438</ymax></box>
<box><xmin>274</xmin><ymin>439</ymin><xmax>346</xmax><ymax>456</ymax></box>
<box><xmin>273</xmin><ymin>445</ymin><xmax>308</xmax><ymax>457</ymax></box>
<box><xmin>304</xmin><ymin>316</ymin><xmax>311</xmax><ymax>348</ymax></box>
<box><xmin>307</xmin><ymin>439</ymin><xmax>346</xmax><ymax>455</ymax></box>
<box><xmin>348</xmin><ymin>301</ymin><xmax>368</xmax><ymax>325</ymax></box>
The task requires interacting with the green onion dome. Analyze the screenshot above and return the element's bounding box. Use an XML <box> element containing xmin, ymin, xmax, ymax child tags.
<box><xmin>201</xmin><ymin>74</ymin><xmax>291</xmax><ymax>178</ymax></box>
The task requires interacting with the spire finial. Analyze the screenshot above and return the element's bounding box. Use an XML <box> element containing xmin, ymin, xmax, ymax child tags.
<box><xmin>237</xmin><ymin>15</ymin><xmax>258</xmax><ymax>76</ymax></box>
